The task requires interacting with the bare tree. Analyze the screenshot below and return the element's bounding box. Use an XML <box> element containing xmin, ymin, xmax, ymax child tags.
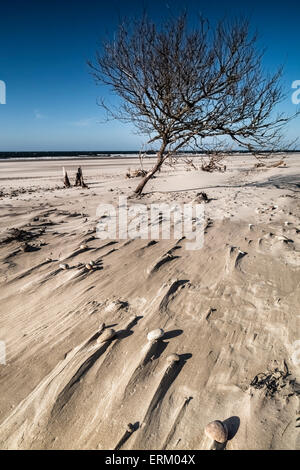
<box><xmin>88</xmin><ymin>13</ymin><xmax>298</xmax><ymax>195</ymax></box>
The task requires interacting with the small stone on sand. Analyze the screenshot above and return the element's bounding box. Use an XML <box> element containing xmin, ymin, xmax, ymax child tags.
<box><xmin>59</xmin><ymin>263</ymin><xmax>69</xmax><ymax>270</ymax></box>
<box><xmin>166</xmin><ymin>353</ymin><xmax>180</xmax><ymax>363</ymax></box>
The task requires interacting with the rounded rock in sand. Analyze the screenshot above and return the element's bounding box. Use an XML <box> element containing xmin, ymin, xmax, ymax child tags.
<box><xmin>205</xmin><ymin>420</ymin><xmax>228</xmax><ymax>443</ymax></box>
<box><xmin>85</xmin><ymin>263</ymin><xmax>94</xmax><ymax>270</ymax></box>
<box><xmin>147</xmin><ymin>328</ymin><xmax>164</xmax><ymax>342</ymax></box>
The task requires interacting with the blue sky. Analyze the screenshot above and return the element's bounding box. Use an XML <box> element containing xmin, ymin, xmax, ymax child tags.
<box><xmin>0</xmin><ymin>0</ymin><xmax>299</xmax><ymax>151</ymax></box>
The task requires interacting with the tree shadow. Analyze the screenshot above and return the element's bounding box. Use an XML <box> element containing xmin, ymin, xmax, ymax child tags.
<box><xmin>247</xmin><ymin>174</ymin><xmax>300</xmax><ymax>192</ymax></box>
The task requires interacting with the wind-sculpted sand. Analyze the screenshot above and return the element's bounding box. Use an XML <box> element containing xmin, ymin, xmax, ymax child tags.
<box><xmin>0</xmin><ymin>154</ymin><xmax>299</xmax><ymax>449</ymax></box>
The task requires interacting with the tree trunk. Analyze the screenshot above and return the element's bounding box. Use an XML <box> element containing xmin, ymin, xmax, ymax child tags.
<box><xmin>75</xmin><ymin>167</ymin><xmax>82</xmax><ymax>186</ymax></box>
<box><xmin>134</xmin><ymin>143</ymin><xmax>166</xmax><ymax>195</ymax></box>
<box><xmin>75</xmin><ymin>167</ymin><xmax>88</xmax><ymax>188</ymax></box>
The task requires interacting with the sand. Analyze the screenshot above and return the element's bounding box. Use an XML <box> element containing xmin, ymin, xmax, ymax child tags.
<box><xmin>0</xmin><ymin>153</ymin><xmax>299</xmax><ymax>450</ymax></box>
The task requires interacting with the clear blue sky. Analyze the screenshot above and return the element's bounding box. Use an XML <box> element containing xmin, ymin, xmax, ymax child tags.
<box><xmin>0</xmin><ymin>0</ymin><xmax>299</xmax><ymax>151</ymax></box>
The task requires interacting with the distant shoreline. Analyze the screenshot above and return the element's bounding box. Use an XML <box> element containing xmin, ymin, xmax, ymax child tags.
<box><xmin>0</xmin><ymin>150</ymin><xmax>299</xmax><ymax>162</ymax></box>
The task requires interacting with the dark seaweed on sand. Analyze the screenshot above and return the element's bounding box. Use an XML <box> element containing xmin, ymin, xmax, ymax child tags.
<box><xmin>250</xmin><ymin>361</ymin><xmax>300</xmax><ymax>398</ymax></box>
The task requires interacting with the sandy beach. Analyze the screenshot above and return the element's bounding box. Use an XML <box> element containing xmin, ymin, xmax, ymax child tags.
<box><xmin>0</xmin><ymin>153</ymin><xmax>299</xmax><ymax>450</ymax></box>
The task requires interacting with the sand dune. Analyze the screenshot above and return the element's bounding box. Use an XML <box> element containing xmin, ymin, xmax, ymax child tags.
<box><xmin>0</xmin><ymin>154</ymin><xmax>299</xmax><ymax>449</ymax></box>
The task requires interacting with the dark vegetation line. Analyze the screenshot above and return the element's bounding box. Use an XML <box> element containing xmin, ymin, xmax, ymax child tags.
<box><xmin>1</xmin><ymin>150</ymin><xmax>299</xmax><ymax>160</ymax></box>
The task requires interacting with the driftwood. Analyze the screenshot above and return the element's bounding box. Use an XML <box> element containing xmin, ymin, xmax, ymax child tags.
<box><xmin>63</xmin><ymin>167</ymin><xmax>71</xmax><ymax>188</ymax></box>
<box><xmin>201</xmin><ymin>157</ymin><xmax>226</xmax><ymax>173</ymax></box>
<box><xmin>269</xmin><ymin>160</ymin><xmax>286</xmax><ymax>168</ymax></box>
<box><xmin>194</xmin><ymin>192</ymin><xmax>210</xmax><ymax>203</ymax></box>
<box><xmin>183</xmin><ymin>157</ymin><xmax>197</xmax><ymax>170</ymax></box>
<box><xmin>126</xmin><ymin>168</ymin><xmax>148</xmax><ymax>178</ymax></box>
<box><xmin>254</xmin><ymin>159</ymin><xmax>286</xmax><ymax>169</ymax></box>
<box><xmin>75</xmin><ymin>167</ymin><xmax>88</xmax><ymax>188</ymax></box>
<box><xmin>75</xmin><ymin>167</ymin><xmax>82</xmax><ymax>186</ymax></box>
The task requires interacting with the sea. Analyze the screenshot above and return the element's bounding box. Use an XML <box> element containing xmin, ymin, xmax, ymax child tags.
<box><xmin>0</xmin><ymin>151</ymin><xmax>148</xmax><ymax>161</ymax></box>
